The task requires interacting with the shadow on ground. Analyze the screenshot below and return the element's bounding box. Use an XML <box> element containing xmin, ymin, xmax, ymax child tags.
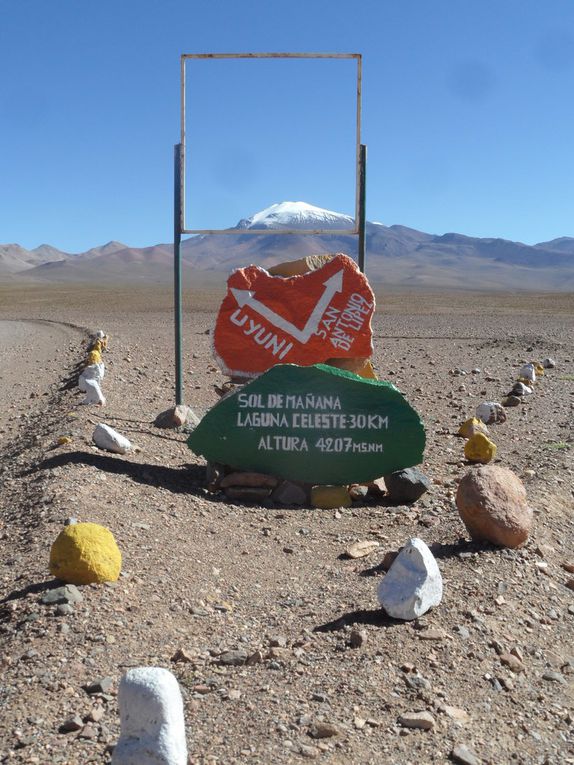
<box><xmin>34</xmin><ymin>451</ymin><xmax>207</xmax><ymax>495</ymax></box>
<box><xmin>314</xmin><ymin>607</ymin><xmax>403</xmax><ymax>633</ymax></box>
<box><xmin>0</xmin><ymin>578</ymin><xmax>62</xmax><ymax>604</ymax></box>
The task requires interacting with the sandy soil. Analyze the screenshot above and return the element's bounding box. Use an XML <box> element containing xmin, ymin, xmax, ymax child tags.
<box><xmin>0</xmin><ymin>284</ymin><xmax>573</xmax><ymax>765</ymax></box>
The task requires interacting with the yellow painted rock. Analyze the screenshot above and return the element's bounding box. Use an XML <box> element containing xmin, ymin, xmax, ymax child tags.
<box><xmin>532</xmin><ymin>362</ymin><xmax>544</xmax><ymax>376</ymax></box>
<box><xmin>90</xmin><ymin>339</ymin><xmax>104</xmax><ymax>353</ymax></box>
<box><xmin>57</xmin><ymin>436</ymin><xmax>72</xmax><ymax>445</ymax></box>
<box><xmin>458</xmin><ymin>417</ymin><xmax>489</xmax><ymax>439</ymax></box>
<box><xmin>325</xmin><ymin>357</ymin><xmax>378</xmax><ymax>380</ymax></box>
<box><xmin>464</xmin><ymin>432</ymin><xmax>497</xmax><ymax>464</ymax></box>
<box><xmin>49</xmin><ymin>522</ymin><xmax>121</xmax><ymax>584</ymax></box>
<box><xmin>311</xmin><ymin>485</ymin><xmax>352</xmax><ymax>509</ymax></box>
<box><xmin>87</xmin><ymin>350</ymin><xmax>102</xmax><ymax>365</ymax></box>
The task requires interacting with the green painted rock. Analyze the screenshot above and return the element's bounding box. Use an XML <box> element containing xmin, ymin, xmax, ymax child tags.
<box><xmin>188</xmin><ymin>364</ymin><xmax>425</xmax><ymax>485</ymax></box>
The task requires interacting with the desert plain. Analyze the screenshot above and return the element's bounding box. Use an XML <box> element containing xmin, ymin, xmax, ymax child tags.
<box><xmin>0</xmin><ymin>283</ymin><xmax>573</xmax><ymax>765</ymax></box>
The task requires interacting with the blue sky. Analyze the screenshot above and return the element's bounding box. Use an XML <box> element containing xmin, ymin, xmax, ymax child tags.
<box><xmin>1</xmin><ymin>0</ymin><xmax>573</xmax><ymax>252</ymax></box>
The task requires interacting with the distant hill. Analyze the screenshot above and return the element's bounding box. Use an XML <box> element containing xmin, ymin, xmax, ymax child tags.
<box><xmin>2</xmin><ymin>202</ymin><xmax>573</xmax><ymax>290</ymax></box>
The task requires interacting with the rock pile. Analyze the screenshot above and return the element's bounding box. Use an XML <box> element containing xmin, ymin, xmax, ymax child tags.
<box><xmin>456</xmin><ymin>356</ymin><xmax>557</xmax><ymax>472</ymax></box>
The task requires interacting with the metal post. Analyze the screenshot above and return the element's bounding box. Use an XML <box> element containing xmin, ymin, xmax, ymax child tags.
<box><xmin>358</xmin><ymin>143</ymin><xmax>367</xmax><ymax>274</ymax></box>
<box><xmin>174</xmin><ymin>143</ymin><xmax>183</xmax><ymax>406</ymax></box>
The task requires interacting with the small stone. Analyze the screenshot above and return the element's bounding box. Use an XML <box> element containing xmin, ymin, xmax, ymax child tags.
<box><xmin>501</xmin><ymin>395</ymin><xmax>521</xmax><ymax>408</ymax></box>
<box><xmin>78</xmin><ymin>723</ymin><xmax>98</xmax><ymax>740</ymax></box>
<box><xmin>217</xmin><ymin>650</ymin><xmax>248</xmax><ymax>667</ymax></box>
<box><xmin>443</xmin><ymin>706</ymin><xmax>470</xmax><ymax>724</ymax></box>
<box><xmin>205</xmin><ymin>462</ymin><xmax>225</xmax><ymax>492</ymax></box>
<box><xmin>404</xmin><ymin>674</ymin><xmax>431</xmax><ymax>691</ymax></box>
<box><xmin>88</xmin><ymin>705</ymin><xmax>105</xmax><ymax>723</ymax></box>
<box><xmin>272</xmin><ymin>480</ymin><xmax>308</xmax><ymax>506</ymax></box>
<box><xmin>84</xmin><ymin>676</ymin><xmax>114</xmax><ymax>695</ymax></box>
<box><xmin>367</xmin><ymin>477</ymin><xmax>387</xmax><ymax>496</ymax></box>
<box><xmin>417</xmin><ymin>629</ymin><xmax>445</xmax><ymax>641</ymax></box>
<box><xmin>377</xmin><ymin>538</ymin><xmax>442</xmax><ymax>621</ymax></box>
<box><xmin>171</xmin><ymin>648</ymin><xmax>194</xmax><ymax>663</ymax></box>
<box><xmin>265</xmin><ymin>647</ymin><xmax>291</xmax><ymax>662</ymax></box>
<box><xmin>475</xmin><ymin>401</ymin><xmax>506</xmax><ymax>425</ymax></box>
<box><xmin>59</xmin><ymin>715</ymin><xmax>83</xmax><ymax>733</ymax></box>
<box><xmin>227</xmin><ymin>689</ymin><xmax>242</xmax><ymax>700</ymax></box>
<box><xmin>300</xmin><ymin>744</ymin><xmax>320</xmax><ymax>758</ymax></box>
<box><xmin>383</xmin><ymin>468</ymin><xmax>431</xmax><ymax>504</ymax></box>
<box><xmin>310</xmin><ymin>722</ymin><xmax>340</xmax><ymax>739</ymax></box>
<box><xmin>56</xmin><ymin>603</ymin><xmax>74</xmax><ymax>616</ymax></box>
<box><xmin>92</xmin><ymin>423</ymin><xmax>131</xmax><ymax>454</ymax></box>
<box><xmin>464</xmin><ymin>432</ymin><xmax>497</xmax><ymax>464</ymax></box>
<box><xmin>500</xmin><ymin>653</ymin><xmax>525</xmax><ymax>673</ymax></box>
<box><xmin>542</xmin><ymin>357</ymin><xmax>555</xmax><ymax>368</ymax></box>
<box><xmin>565</xmin><ymin>579</ymin><xmax>574</xmax><ymax>592</ymax></box>
<box><xmin>398</xmin><ymin>711</ymin><xmax>435</xmax><ymax>730</ymax></box>
<box><xmin>346</xmin><ymin>540</ymin><xmax>379</xmax><ymax>559</ymax></box>
<box><xmin>456</xmin><ymin>466</ymin><xmax>532</xmax><ymax>548</ymax></box>
<box><xmin>310</xmin><ymin>485</ymin><xmax>352</xmax><ymax>509</ymax></box>
<box><xmin>154</xmin><ymin>404</ymin><xmax>200</xmax><ymax>429</ymax></box>
<box><xmin>349</xmin><ymin>483</ymin><xmax>369</xmax><ymax>500</ymax></box>
<box><xmin>246</xmin><ymin>650</ymin><xmax>263</xmax><ymax>666</ymax></box>
<box><xmin>561</xmin><ymin>561</ymin><xmax>574</xmax><ymax>574</ymax></box>
<box><xmin>269</xmin><ymin>635</ymin><xmax>288</xmax><ymax>648</ymax></box>
<box><xmin>510</xmin><ymin>382</ymin><xmax>532</xmax><ymax>397</ymax></box>
<box><xmin>353</xmin><ymin>716</ymin><xmax>367</xmax><ymax>729</ymax></box>
<box><xmin>221</xmin><ymin>471</ymin><xmax>278</xmax><ymax>489</ymax></box>
<box><xmin>451</xmin><ymin>744</ymin><xmax>481</xmax><ymax>765</ymax></box>
<box><xmin>349</xmin><ymin>629</ymin><xmax>367</xmax><ymax>648</ymax></box>
<box><xmin>41</xmin><ymin>584</ymin><xmax>83</xmax><ymax>606</ymax></box>
<box><xmin>542</xmin><ymin>671</ymin><xmax>566</xmax><ymax>684</ymax></box>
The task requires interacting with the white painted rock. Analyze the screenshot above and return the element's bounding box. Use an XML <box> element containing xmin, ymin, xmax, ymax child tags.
<box><xmin>476</xmin><ymin>401</ymin><xmax>506</xmax><ymax>425</ymax></box>
<box><xmin>92</xmin><ymin>423</ymin><xmax>131</xmax><ymax>454</ymax></box>
<box><xmin>519</xmin><ymin>363</ymin><xmax>536</xmax><ymax>383</ymax></box>
<box><xmin>511</xmin><ymin>381</ymin><xmax>532</xmax><ymax>396</ymax></box>
<box><xmin>79</xmin><ymin>362</ymin><xmax>105</xmax><ymax>392</ymax></box>
<box><xmin>377</xmin><ymin>538</ymin><xmax>443</xmax><ymax>620</ymax></box>
<box><xmin>82</xmin><ymin>378</ymin><xmax>106</xmax><ymax>406</ymax></box>
<box><xmin>112</xmin><ymin>667</ymin><xmax>187</xmax><ymax>765</ymax></box>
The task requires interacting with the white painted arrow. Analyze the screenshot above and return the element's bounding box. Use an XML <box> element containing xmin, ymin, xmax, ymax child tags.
<box><xmin>231</xmin><ymin>269</ymin><xmax>344</xmax><ymax>344</ymax></box>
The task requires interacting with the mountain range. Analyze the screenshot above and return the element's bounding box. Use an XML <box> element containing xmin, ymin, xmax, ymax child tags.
<box><xmin>2</xmin><ymin>201</ymin><xmax>573</xmax><ymax>290</ymax></box>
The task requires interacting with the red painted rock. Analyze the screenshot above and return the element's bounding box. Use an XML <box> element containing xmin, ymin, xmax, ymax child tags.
<box><xmin>456</xmin><ymin>466</ymin><xmax>532</xmax><ymax>548</ymax></box>
<box><xmin>213</xmin><ymin>253</ymin><xmax>375</xmax><ymax>378</ymax></box>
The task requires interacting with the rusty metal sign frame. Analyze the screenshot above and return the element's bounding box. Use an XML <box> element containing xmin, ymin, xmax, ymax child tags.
<box><xmin>179</xmin><ymin>52</ymin><xmax>362</xmax><ymax>236</ymax></box>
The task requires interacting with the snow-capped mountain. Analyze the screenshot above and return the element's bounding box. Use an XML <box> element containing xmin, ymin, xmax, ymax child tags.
<box><xmin>236</xmin><ymin>201</ymin><xmax>382</xmax><ymax>231</ymax></box>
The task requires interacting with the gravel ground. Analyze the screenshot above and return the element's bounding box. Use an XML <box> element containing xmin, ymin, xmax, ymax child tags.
<box><xmin>0</xmin><ymin>285</ymin><xmax>573</xmax><ymax>765</ymax></box>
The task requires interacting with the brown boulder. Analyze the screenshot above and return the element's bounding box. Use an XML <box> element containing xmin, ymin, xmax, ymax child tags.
<box><xmin>267</xmin><ymin>253</ymin><xmax>334</xmax><ymax>277</ymax></box>
<box><xmin>456</xmin><ymin>466</ymin><xmax>532</xmax><ymax>548</ymax></box>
